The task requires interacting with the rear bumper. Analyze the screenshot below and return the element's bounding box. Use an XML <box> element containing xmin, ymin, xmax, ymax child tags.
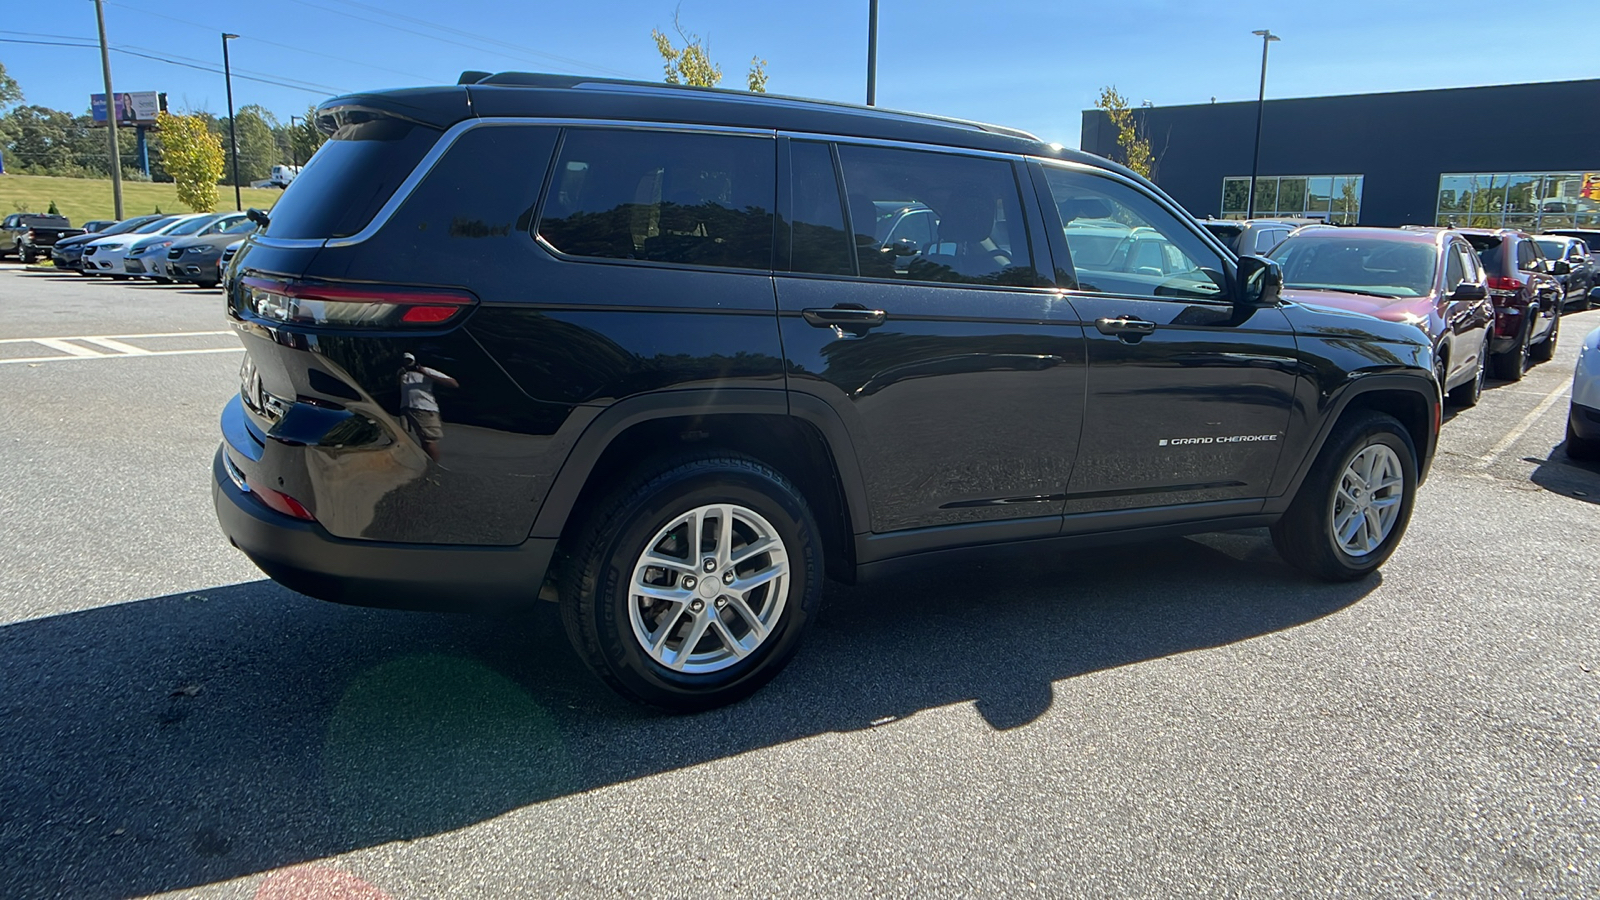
<box><xmin>1570</xmin><ymin>403</ymin><xmax>1600</xmax><ymax>440</ymax></box>
<box><xmin>212</xmin><ymin>447</ymin><xmax>557</xmax><ymax>611</ymax></box>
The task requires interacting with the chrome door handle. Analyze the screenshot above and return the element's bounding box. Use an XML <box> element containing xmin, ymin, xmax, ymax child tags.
<box><xmin>1095</xmin><ymin>316</ymin><xmax>1157</xmax><ymax>336</ymax></box>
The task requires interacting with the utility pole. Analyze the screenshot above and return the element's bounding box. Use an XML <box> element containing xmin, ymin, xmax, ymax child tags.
<box><xmin>288</xmin><ymin>115</ymin><xmax>300</xmax><ymax>168</ymax></box>
<box><xmin>93</xmin><ymin>0</ymin><xmax>123</xmax><ymax>219</ymax></box>
<box><xmin>866</xmin><ymin>0</ymin><xmax>878</xmax><ymax>106</ymax></box>
<box><xmin>222</xmin><ymin>33</ymin><xmax>241</xmax><ymax>211</ymax></box>
<box><xmin>1246</xmin><ymin>29</ymin><xmax>1280</xmax><ymax>219</ymax></box>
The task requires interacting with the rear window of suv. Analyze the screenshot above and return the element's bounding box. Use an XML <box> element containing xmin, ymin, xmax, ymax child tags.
<box><xmin>262</xmin><ymin>116</ymin><xmax>440</xmax><ymax>240</ymax></box>
<box><xmin>1464</xmin><ymin>235</ymin><xmax>1506</xmax><ymax>275</ymax></box>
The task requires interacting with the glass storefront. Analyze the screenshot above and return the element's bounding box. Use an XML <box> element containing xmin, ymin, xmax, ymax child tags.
<box><xmin>1435</xmin><ymin>171</ymin><xmax>1600</xmax><ymax>230</ymax></box>
<box><xmin>1220</xmin><ymin>175</ymin><xmax>1364</xmax><ymax>223</ymax></box>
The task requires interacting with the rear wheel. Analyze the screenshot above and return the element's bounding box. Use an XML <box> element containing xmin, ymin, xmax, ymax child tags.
<box><xmin>195</xmin><ymin>279</ymin><xmax>219</xmax><ymax>289</ymax></box>
<box><xmin>19</xmin><ymin>246</ymin><xmax>34</xmax><ymax>264</ymax></box>
<box><xmin>560</xmin><ymin>454</ymin><xmax>822</xmax><ymax>712</ymax></box>
<box><xmin>1271</xmin><ymin>411</ymin><xmax>1418</xmax><ymax>581</ymax></box>
<box><xmin>1448</xmin><ymin>333</ymin><xmax>1488</xmax><ymax>408</ymax></box>
<box><xmin>1530</xmin><ymin>308</ymin><xmax>1559</xmax><ymax>363</ymax></box>
<box><xmin>1491</xmin><ymin>320</ymin><xmax>1530</xmax><ymax>381</ymax></box>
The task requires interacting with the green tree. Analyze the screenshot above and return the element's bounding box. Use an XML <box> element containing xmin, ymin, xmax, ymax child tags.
<box><xmin>652</xmin><ymin>10</ymin><xmax>767</xmax><ymax>92</ymax></box>
<box><xmin>47</xmin><ymin>200</ymin><xmax>59</xmax><ymax>214</ymax></box>
<box><xmin>0</xmin><ymin>61</ymin><xmax>22</xmax><ymax>108</ymax></box>
<box><xmin>1094</xmin><ymin>86</ymin><xmax>1153</xmax><ymax>179</ymax></box>
<box><xmin>157</xmin><ymin>111</ymin><xmax>224</xmax><ymax>212</ymax></box>
<box><xmin>289</xmin><ymin>105</ymin><xmax>326</xmax><ymax>166</ymax></box>
<box><xmin>224</xmin><ymin>105</ymin><xmax>282</xmax><ymax>185</ymax></box>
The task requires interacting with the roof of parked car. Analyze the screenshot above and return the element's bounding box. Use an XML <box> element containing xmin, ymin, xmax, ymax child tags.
<box><xmin>316</xmin><ymin>72</ymin><xmax>1140</xmax><ymax>181</ymax></box>
<box><xmin>1285</xmin><ymin>226</ymin><xmax>1443</xmax><ymax>244</ymax></box>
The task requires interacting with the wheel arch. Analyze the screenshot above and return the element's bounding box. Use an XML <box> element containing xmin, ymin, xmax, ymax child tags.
<box><xmin>1267</xmin><ymin>374</ymin><xmax>1439</xmax><ymax>515</ymax></box>
<box><xmin>532</xmin><ymin>389</ymin><xmax>870</xmax><ymax>585</ymax></box>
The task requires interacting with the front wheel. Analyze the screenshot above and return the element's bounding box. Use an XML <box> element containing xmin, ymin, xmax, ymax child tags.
<box><xmin>1271</xmin><ymin>411</ymin><xmax>1418</xmax><ymax>581</ymax></box>
<box><xmin>560</xmin><ymin>454</ymin><xmax>822</xmax><ymax>712</ymax></box>
<box><xmin>1491</xmin><ymin>321</ymin><xmax>1530</xmax><ymax>381</ymax></box>
<box><xmin>1448</xmin><ymin>333</ymin><xmax>1488</xmax><ymax>408</ymax></box>
<box><xmin>1530</xmin><ymin>308</ymin><xmax>1559</xmax><ymax>363</ymax></box>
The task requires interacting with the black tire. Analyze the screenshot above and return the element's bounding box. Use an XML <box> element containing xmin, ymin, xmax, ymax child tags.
<box><xmin>560</xmin><ymin>453</ymin><xmax>822</xmax><ymax>712</ymax></box>
<box><xmin>111</xmin><ymin>274</ymin><xmax>129</xmax><ymax>281</ymax></box>
<box><xmin>1491</xmin><ymin>320</ymin><xmax>1530</xmax><ymax>381</ymax></box>
<box><xmin>19</xmin><ymin>246</ymin><xmax>34</xmax><ymax>265</ymax></box>
<box><xmin>1530</xmin><ymin>308</ymin><xmax>1559</xmax><ymax>363</ymax></box>
<box><xmin>195</xmin><ymin>279</ymin><xmax>219</xmax><ymax>289</ymax></box>
<box><xmin>1448</xmin><ymin>333</ymin><xmax>1488</xmax><ymax>408</ymax></box>
<box><xmin>1270</xmin><ymin>411</ymin><xmax>1418</xmax><ymax>582</ymax></box>
<box><xmin>152</xmin><ymin>276</ymin><xmax>171</xmax><ymax>285</ymax></box>
<box><xmin>1568</xmin><ymin>410</ymin><xmax>1600</xmax><ymax>461</ymax></box>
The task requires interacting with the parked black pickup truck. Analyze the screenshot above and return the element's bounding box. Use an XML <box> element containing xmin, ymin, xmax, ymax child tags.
<box><xmin>1</xmin><ymin>214</ymin><xmax>85</xmax><ymax>264</ymax></box>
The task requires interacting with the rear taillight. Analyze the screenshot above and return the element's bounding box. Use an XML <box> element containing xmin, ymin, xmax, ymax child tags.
<box><xmin>24</xmin><ymin>230</ymin><xmax>35</xmax><ymax>242</ymax></box>
<box><xmin>1487</xmin><ymin>276</ymin><xmax>1524</xmax><ymax>294</ymax></box>
<box><xmin>239</xmin><ymin>277</ymin><xmax>475</xmax><ymax>328</ymax></box>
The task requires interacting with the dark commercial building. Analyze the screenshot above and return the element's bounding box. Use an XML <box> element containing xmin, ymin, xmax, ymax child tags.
<box><xmin>1080</xmin><ymin>79</ymin><xmax>1600</xmax><ymax>231</ymax></box>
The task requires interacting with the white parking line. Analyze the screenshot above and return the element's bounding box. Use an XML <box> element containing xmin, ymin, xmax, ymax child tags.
<box><xmin>0</xmin><ymin>330</ymin><xmax>240</xmax><ymax>365</ymax></box>
<box><xmin>32</xmin><ymin>338</ymin><xmax>105</xmax><ymax>358</ymax></box>
<box><xmin>1479</xmin><ymin>380</ymin><xmax>1572</xmax><ymax>466</ymax></box>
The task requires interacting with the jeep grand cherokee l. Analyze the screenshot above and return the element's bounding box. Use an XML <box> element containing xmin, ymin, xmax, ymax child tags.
<box><xmin>214</xmin><ymin>73</ymin><xmax>1440</xmax><ymax>711</ymax></box>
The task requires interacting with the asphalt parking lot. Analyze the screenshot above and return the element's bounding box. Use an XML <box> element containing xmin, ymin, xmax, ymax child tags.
<box><xmin>1</xmin><ymin>265</ymin><xmax>1596</xmax><ymax>899</ymax></box>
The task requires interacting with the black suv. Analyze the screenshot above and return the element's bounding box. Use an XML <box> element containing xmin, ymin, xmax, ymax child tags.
<box><xmin>214</xmin><ymin>74</ymin><xmax>1440</xmax><ymax>711</ymax></box>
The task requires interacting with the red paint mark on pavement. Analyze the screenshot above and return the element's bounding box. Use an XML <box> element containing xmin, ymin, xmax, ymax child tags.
<box><xmin>254</xmin><ymin>865</ymin><xmax>393</xmax><ymax>900</ymax></box>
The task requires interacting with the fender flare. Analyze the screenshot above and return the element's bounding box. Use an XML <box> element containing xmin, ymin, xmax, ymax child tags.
<box><xmin>529</xmin><ymin>388</ymin><xmax>873</xmax><ymax>539</ymax></box>
<box><xmin>1266</xmin><ymin>371</ymin><xmax>1439</xmax><ymax>515</ymax></box>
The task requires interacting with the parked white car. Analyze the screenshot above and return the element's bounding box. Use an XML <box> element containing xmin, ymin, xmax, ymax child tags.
<box><xmin>1568</xmin><ymin>323</ymin><xmax>1600</xmax><ymax>460</ymax></box>
<box><xmin>81</xmin><ymin>214</ymin><xmax>207</xmax><ymax>279</ymax></box>
<box><xmin>127</xmin><ymin>212</ymin><xmax>250</xmax><ymax>281</ymax></box>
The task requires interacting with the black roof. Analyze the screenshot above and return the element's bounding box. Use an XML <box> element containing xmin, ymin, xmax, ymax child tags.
<box><xmin>316</xmin><ymin>72</ymin><xmax>1127</xmax><ymax>177</ymax></box>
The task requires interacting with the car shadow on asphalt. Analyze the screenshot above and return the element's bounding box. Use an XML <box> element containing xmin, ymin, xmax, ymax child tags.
<box><xmin>0</xmin><ymin>531</ymin><xmax>1376</xmax><ymax>898</ymax></box>
<box><xmin>1529</xmin><ymin>440</ymin><xmax>1600</xmax><ymax>504</ymax></box>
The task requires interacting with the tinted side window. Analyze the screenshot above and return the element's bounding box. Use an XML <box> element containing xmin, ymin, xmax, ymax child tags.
<box><xmin>1516</xmin><ymin>240</ymin><xmax>1538</xmax><ymax>271</ymax></box>
<box><xmin>1444</xmin><ymin>245</ymin><xmax>1465</xmax><ymax>290</ymax></box>
<box><xmin>835</xmin><ymin>144</ymin><xmax>1036</xmax><ymax>287</ymax></box>
<box><xmin>1041</xmin><ymin>166</ymin><xmax>1227</xmax><ymax>300</ymax></box>
<box><xmin>787</xmin><ymin>141</ymin><xmax>852</xmax><ymax>276</ymax></box>
<box><xmin>538</xmin><ymin>129</ymin><xmax>775</xmax><ymax>271</ymax></box>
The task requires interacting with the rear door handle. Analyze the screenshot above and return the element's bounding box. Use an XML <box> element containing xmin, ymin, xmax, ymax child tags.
<box><xmin>1095</xmin><ymin>316</ymin><xmax>1157</xmax><ymax>336</ymax></box>
<box><xmin>802</xmin><ymin>306</ymin><xmax>887</xmax><ymax>329</ymax></box>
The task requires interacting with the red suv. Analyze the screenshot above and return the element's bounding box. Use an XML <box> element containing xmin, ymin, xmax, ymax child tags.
<box><xmin>1457</xmin><ymin>229</ymin><xmax>1562</xmax><ymax>381</ymax></box>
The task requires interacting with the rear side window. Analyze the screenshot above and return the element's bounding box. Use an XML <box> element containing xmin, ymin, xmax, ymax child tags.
<box><xmin>836</xmin><ymin>144</ymin><xmax>1035</xmax><ymax>287</ymax></box>
<box><xmin>263</xmin><ymin>116</ymin><xmax>441</xmax><ymax>240</ymax></box>
<box><xmin>537</xmin><ymin>128</ymin><xmax>775</xmax><ymax>271</ymax></box>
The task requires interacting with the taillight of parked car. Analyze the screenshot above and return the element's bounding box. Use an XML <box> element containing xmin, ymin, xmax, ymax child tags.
<box><xmin>239</xmin><ymin>277</ymin><xmax>476</xmax><ymax>328</ymax></box>
<box><xmin>1487</xmin><ymin>276</ymin><xmax>1524</xmax><ymax>296</ymax></box>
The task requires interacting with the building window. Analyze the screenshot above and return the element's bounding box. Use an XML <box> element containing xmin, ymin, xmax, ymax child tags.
<box><xmin>1435</xmin><ymin>171</ymin><xmax>1600</xmax><ymax>231</ymax></box>
<box><xmin>1220</xmin><ymin>175</ymin><xmax>1363</xmax><ymax>224</ymax></box>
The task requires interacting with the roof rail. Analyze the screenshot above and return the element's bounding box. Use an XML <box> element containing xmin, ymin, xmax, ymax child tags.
<box><xmin>457</xmin><ymin>71</ymin><xmax>1041</xmax><ymax>141</ymax></box>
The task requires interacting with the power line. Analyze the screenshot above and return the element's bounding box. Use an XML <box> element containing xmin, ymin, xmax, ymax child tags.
<box><xmin>319</xmin><ymin>0</ymin><xmax>641</xmax><ymax>77</ymax></box>
<box><xmin>282</xmin><ymin>0</ymin><xmax>644</xmax><ymax>79</ymax></box>
<box><xmin>0</xmin><ymin>37</ymin><xmax>342</xmax><ymax>96</ymax></box>
<box><xmin>103</xmin><ymin>1</ymin><xmax>434</xmax><ymax>84</ymax></box>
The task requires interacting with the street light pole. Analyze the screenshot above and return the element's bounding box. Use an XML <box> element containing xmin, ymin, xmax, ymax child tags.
<box><xmin>288</xmin><ymin>115</ymin><xmax>300</xmax><ymax>168</ymax></box>
<box><xmin>93</xmin><ymin>0</ymin><xmax>123</xmax><ymax>219</ymax></box>
<box><xmin>222</xmin><ymin>33</ymin><xmax>241</xmax><ymax>211</ymax></box>
<box><xmin>1246</xmin><ymin>29</ymin><xmax>1279</xmax><ymax>219</ymax></box>
<box><xmin>866</xmin><ymin>0</ymin><xmax>878</xmax><ymax>106</ymax></box>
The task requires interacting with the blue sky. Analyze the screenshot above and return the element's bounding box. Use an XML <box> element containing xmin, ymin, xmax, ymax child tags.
<box><xmin>4</xmin><ymin>0</ymin><xmax>1593</xmax><ymax>146</ymax></box>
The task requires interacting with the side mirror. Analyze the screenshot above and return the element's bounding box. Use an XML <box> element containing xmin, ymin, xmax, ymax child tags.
<box><xmin>1236</xmin><ymin>254</ymin><xmax>1283</xmax><ymax>306</ymax></box>
<box><xmin>245</xmin><ymin>208</ymin><xmax>271</xmax><ymax>229</ymax></box>
<box><xmin>881</xmin><ymin>237</ymin><xmax>921</xmax><ymax>256</ymax></box>
<box><xmin>1550</xmin><ymin>259</ymin><xmax>1571</xmax><ymax>276</ymax></box>
<box><xmin>1450</xmin><ymin>282</ymin><xmax>1487</xmax><ymax>302</ymax></box>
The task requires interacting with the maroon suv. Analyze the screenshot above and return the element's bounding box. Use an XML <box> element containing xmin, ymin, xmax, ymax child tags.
<box><xmin>1456</xmin><ymin>228</ymin><xmax>1562</xmax><ymax>381</ymax></box>
<box><xmin>1269</xmin><ymin>226</ymin><xmax>1496</xmax><ymax>406</ymax></box>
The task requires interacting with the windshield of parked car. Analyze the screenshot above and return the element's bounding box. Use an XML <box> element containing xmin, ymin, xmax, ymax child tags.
<box><xmin>1534</xmin><ymin>239</ymin><xmax>1567</xmax><ymax>260</ymax></box>
<box><xmin>161</xmin><ymin>216</ymin><xmax>217</xmax><ymax>237</ymax></box>
<box><xmin>223</xmin><ymin>219</ymin><xmax>258</xmax><ymax>235</ymax></box>
<box><xmin>90</xmin><ymin>216</ymin><xmax>160</xmax><ymax>237</ymax></box>
<box><xmin>1270</xmin><ymin>236</ymin><xmax>1438</xmax><ymax>297</ymax></box>
<box><xmin>130</xmin><ymin>217</ymin><xmax>181</xmax><ymax>235</ymax></box>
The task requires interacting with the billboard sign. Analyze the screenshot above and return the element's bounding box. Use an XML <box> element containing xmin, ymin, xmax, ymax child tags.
<box><xmin>90</xmin><ymin>92</ymin><xmax>166</xmax><ymax>127</ymax></box>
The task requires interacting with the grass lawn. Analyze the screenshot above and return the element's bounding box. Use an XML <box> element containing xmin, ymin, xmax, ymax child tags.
<box><xmin>0</xmin><ymin>174</ymin><xmax>282</xmax><ymax>226</ymax></box>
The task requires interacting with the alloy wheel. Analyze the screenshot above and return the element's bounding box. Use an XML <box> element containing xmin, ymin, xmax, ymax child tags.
<box><xmin>1330</xmin><ymin>444</ymin><xmax>1405</xmax><ymax>557</ymax></box>
<box><xmin>629</xmin><ymin>503</ymin><xmax>790</xmax><ymax>674</ymax></box>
